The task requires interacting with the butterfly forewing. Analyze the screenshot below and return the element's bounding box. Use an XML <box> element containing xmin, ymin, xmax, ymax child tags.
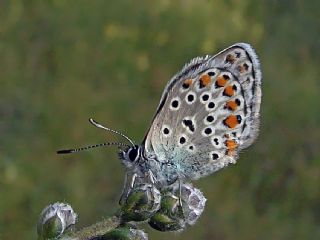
<box><xmin>143</xmin><ymin>43</ymin><xmax>261</xmax><ymax>181</ymax></box>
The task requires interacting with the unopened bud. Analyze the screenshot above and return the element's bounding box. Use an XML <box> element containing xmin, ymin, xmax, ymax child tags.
<box><xmin>37</xmin><ymin>202</ymin><xmax>77</xmax><ymax>239</ymax></box>
<box><xmin>120</xmin><ymin>183</ymin><xmax>161</xmax><ymax>222</ymax></box>
<box><xmin>149</xmin><ymin>183</ymin><xmax>206</xmax><ymax>232</ymax></box>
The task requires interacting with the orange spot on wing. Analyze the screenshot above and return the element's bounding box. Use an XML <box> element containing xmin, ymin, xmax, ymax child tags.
<box><xmin>226</xmin><ymin>149</ymin><xmax>236</xmax><ymax>156</ymax></box>
<box><xmin>226</xmin><ymin>100</ymin><xmax>238</xmax><ymax>111</ymax></box>
<box><xmin>223</xmin><ymin>86</ymin><xmax>234</xmax><ymax>97</ymax></box>
<box><xmin>199</xmin><ymin>74</ymin><xmax>211</xmax><ymax>87</ymax></box>
<box><xmin>216</xmin><ymin>76</ymin><xmax>227</xmax><ymax>87</ymax></box>
<box><xmin>226</xmin><ymin>139</ymin><xmax>238</xmax><ymax>150</ymax></box>
<box><xmin>223</xmin><ymin>115</ymin><xmax>239</xmax><ymax>128</ymax></box>
<box><xmin>182</xmin><ymin>79</ymin><xmax>193</xmax><ymax>88</ymax></box>
<box><xmin>225</xmin><ymin>138</ymin><xmax>238</xmax><ymax>156</ymax></box>
<box><xmin>185</xmin><ymin>79</ymin><xmax>192</xmax><ymax>84</ymax></box>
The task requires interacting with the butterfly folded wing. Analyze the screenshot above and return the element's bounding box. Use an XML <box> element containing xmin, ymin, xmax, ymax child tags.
<box><xmin>143</xmin><ymin>43</ymin><xmax>262</xmax><ymax>182</ymax></box>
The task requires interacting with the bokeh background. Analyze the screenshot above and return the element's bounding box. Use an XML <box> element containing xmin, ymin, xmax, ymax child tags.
<box><xmin>1</xmin><ymin>0</ymin><xmax>319</xmax><ymax>239</ymax></box>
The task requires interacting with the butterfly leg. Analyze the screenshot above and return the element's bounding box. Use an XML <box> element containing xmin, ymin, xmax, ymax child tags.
<box><xmin>148</xmin><ymin>169</ymin><xmax>156</xmax><ymax>184</ymax></box>
<box><xmin>175</xmin><ymin>180</ymin><xmax>185</xmax><ymax>220</ymax></box>
<box><xmin>178</xmin><ymin>179</ymin><xmax>183</xmax><ymax>206</ymax></box>
<box><xmin>130</xmin><ymin>173</ymin><xmax>138</xmax><ymax>188</ymax></box>
<box><xmin>119</xmin><ymin>172</ymin><xmax>138</xmax><ymax>205</ymax></box>
<box><xmin>119</xmin><ymin>172</ymin><xmax>129</xmax><ymax>205</ymax></box>
<box><xmin>146</xmin><ymin>169</ymin><xmax>156</xmax><ymax>202</ymax></box>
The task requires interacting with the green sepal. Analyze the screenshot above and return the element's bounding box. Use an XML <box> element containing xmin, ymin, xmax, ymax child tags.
<box><xmin>38</xmin><ymin>215</ymin><xmax>63</xmax><ymax>239</ymax></box>
<box><xmin>148</xmin><ymin>195</ymin><xmax>185</xmax><ymax>232</ymax></box>
<box><xmin>120</xmin><ymin>185</ymin><xmax>161</xmax><ymax>222</ymax></box>
<box><xmin>148</xmin><ymin>212</ymin><xmax>183</xmax><ymax>232</ymax></box>
<box><xmin>102</xmin><ymin>227</ymin><xmax>132</xmax><ymax>240</ymax></box>
<box><xmin>121</xmin><ymin>190</ymin><xmax>150</xmax><ymax>222</ymax></box>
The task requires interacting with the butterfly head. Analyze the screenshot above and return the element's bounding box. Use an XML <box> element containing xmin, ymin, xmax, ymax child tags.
<box><xmin>57</xmin><ymin>119</ymin><xmax>142</xmax><ymax>170</ymax></box>
<box><xmin>119</xmin><ymin>145</ymin><xmax>142</xmax><ymax>168</ymax></box>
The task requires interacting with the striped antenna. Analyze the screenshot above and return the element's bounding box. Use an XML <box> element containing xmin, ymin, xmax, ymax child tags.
<box><xmin>89</xmin><ymin>118</ymin><xmax>135</xmax><ymax>147</ymax></box>
<box><xmin>57</xmin><ymin>142</ymin><xmax>129</xmax><ymax>154</ymax></box>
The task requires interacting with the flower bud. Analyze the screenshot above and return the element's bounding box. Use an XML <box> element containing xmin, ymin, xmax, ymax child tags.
<box><xmin>148</xmin><ymin>194</ymin><xmax>185</xmax><ymax>232</ymax></box>
<box><xmin>180</xmin><ymin>183</ymin><xmax>206</xmax><ymax>225</ymax></box>
<box><xmin>149</xmin><ymin>183</ymin><xmax>206</xmax><ymax>232</ymax></box>
<box><xmin>120</xmin><ymin>183</ymin><xmax>161</xmax><ymax>222</ymax></box>
<box><xmin>37</xmin><ymin>202</ymin><xmax>77</xmax><ymax>239</ymax></box>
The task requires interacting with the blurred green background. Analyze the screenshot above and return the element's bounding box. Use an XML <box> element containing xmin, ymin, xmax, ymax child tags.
<box><xmin>1</xmin><ymin>0</ymin><xmax>319</xmax><ymax>239</ymax></box>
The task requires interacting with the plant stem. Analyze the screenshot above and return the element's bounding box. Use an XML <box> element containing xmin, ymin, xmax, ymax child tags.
<box><xmin>59</xmin><ymin>216</ymin><xmax>121</xmax><ymax>240</ymax></box>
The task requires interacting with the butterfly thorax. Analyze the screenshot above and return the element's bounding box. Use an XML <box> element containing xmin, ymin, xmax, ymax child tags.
<box><xmin>119</xmin><ymin>145</ymin><xmax>180</xmax><ymax>187</ymax></box>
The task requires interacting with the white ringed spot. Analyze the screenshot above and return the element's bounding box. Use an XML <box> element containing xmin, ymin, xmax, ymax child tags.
<box><xmin>200</xmin><ymin>91</ymin><xmax>211</xmax><ymax>104</ymax></box>
<box><xmin>178</xmin><ymin>134</ymin><xmax>188</xmax><ymax>146</ymax></box>
<box><xmin>209</xmin><ymin>151</ymin><xmax>221</xmax><ymax>161</ymax></box>
<box><xmin>185</xmin><ymin>91</ymin><xmax>196</xmax><ymax>105</ymax></box>
<box><xmin>187</xmin><ymin>144</ymin><xmax>196</xmax><ymax>153</ymax></box>
<box><xmin>211</xmin><ymin>136</ymin><xmax>223</xmax><ymax>149</ymax></box>
<box><xmin>201</xmin><ymin>126</ymin><xmax>215</xmax><ymax>137</ymax></box>
<box><xmin>205</xmin><ymin>101</ymin><xmax>216</xmax><ymax>111</ymax></box>
<box><xmin>169</xmin><ymin>97</ymin><xmax>181</xmax><ymax>111</ymax></box>
<box><xmin>204</xmin><ymin>114</ymin><xmax>215</xmax><ymax>125</ymax></box>
<box><xmin>161</xmin><ymin>125</ymin><xmax>172</xmax><ymax>137</ymax></box>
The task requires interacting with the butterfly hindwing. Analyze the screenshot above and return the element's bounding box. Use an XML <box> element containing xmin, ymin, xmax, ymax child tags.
<box><xmin>143</xmin><ymin>43</ymin><xmax>261</xmax><ymax>181</ymax></box>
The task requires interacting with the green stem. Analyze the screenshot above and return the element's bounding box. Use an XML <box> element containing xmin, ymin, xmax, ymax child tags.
<box><xmin>59</xmin><ymin>216</ymin><xmax>121</xmax><ymax>240</ymax></box>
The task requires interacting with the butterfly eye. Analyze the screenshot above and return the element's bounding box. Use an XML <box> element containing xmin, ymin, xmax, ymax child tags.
<box><xmin>128</xmin><ymin>148</ymin><xmax>139</xmax><ymax>162</ymax></box>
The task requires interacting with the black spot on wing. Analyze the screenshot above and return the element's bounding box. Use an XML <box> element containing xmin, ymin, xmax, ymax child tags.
<box><xmin>183</xmin><ymin>119</ymin><xmax>195</xmax><ymax>132</ymax></box>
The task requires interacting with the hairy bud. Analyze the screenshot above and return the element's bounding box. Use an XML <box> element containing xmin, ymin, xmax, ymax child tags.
<box><xmin>149</xmin><ymin>183</ymin><xmax>206</xmax><ymax>232</ymax></box>
<box><xmin>120</xmin><ymin>183</ymin><xmax>161</xmax><ymax>222</ymax></box>
<box><xmin>37</xmin><ymin>202</ymin><xmax>77</xmax><ymax>239</ymax></box>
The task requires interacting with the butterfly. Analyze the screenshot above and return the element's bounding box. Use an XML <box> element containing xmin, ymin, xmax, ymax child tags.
<box><xmin>58</xmin><ymin>43</ymin><xmax>262</xmax><ymax>194</ymax></box>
